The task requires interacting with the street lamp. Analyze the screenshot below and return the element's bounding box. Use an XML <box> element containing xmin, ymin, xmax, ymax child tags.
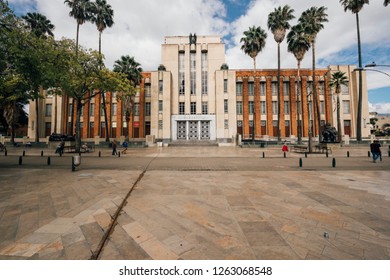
<box><xmin>365</xmin><ymin>62</ymin><xmax>390</xmax><ymax>68</ymax></box>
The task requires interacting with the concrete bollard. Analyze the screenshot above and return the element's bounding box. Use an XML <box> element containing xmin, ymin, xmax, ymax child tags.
<box><xmin>299</xmin><ymin>158</ymin><xmax>302</xmax><ymax>168</ymax></box>
<box><xmin>72</xmin><ymin>155</ymin><xmax>81</xmax><ymax>172</ymax></box>
<box><xmin>19</xmin><ymin>156</ymin><xmax>22</xmax><ymax>165</ymax></box>
<box><xmin>332</xmin><ymin>158</ymin><xmax>336</xmax><ymax>168</ymax></box>
<box><xmin>47</xmin><ymin>157</ymin><xmax>51</xmax><ymax>165</ymax></box>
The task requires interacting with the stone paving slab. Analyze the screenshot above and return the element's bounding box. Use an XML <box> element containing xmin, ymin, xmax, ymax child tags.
<box><xmin>0</xmin><ymin>146</ymin><xmax>389</xmax><ymax>260</ymax></box>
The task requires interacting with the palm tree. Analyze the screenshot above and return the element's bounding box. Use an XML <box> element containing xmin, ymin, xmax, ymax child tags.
<box><xmin>90</xmin><ymin>0</ymin><xmax>114</xmax><ymax>142</ymax></box>
<box><xmin>384</xmin><ymin>0</ymin><xmax>389</xmax><ymax>6</ymax></box>
<box><xmin>299</xmin><ymin>6</ymin><xmax>328</xmax><ymax>144</ymax></box>
<box><xmin>22</xmin><ymin>12</ymin><xmax>55</xmax><ymax>38</ymax></box>
<box><xmin>339</xmin><ymin>0</ymin><xmax>369</xmax><ymax>142</ymax></box>
<box><xmin>240</xmin><ymin>26</ymin><xmax>267</xmax><ymax>142</ymax></box>
<box><xmin>113</xmin><ymin>55</ymin><xmax>143</xmax><ymax>140</ymax></box>
<box><xmin>287</xmin><ymin>23</ymin><xmax>311</xmax><ymax>144</ymax></box>
<box><xmin>329</xmin><ymin>71</ymin><xmax>348</xmax><ymax>142</ymax></box>
<box><xmin>90</xmin><ymin>0</ymin><xmax>114</xmax><ymax>55</ymax></box>
<box><xmin>267</xmin><ymin>5</ymin><xmax>295</xmax><ymax>142</ymax></box>
<box><xmin>64</xmin><ymin>0</ymin><xmax>93</xmax><ymax>55</ymax></box>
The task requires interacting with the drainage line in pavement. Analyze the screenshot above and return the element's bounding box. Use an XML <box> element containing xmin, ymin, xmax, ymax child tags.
<box><xmin>89</xmin><ymin>153</ymin><xmax>158</xmax><ymax>260</ymax></box>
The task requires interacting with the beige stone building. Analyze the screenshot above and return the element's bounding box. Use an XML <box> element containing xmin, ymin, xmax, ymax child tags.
<box><xmin>27</xmin><ymin>35</ymin><xmax>371</xmax><ymax>144</ymax></box>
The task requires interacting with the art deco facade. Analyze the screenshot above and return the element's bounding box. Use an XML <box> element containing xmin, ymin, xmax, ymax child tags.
<box><xmin>28</xmin><ymin>35</ymin><xmax>370</xmax><ymax>143</ymax></box>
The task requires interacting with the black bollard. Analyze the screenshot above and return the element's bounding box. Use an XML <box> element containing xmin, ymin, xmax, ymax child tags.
<box><xmin>19</xmin><ymin>156</ymin><xmax>22</xmax><ymax>165</ymax></box>
<box><xmin>99</xmin><ymin>151</ymin><xmax>101</xmax><ymax>157</ymax></box>
<box><xmin>299</xmin><ymin>158</ymin><xmax>302</xmax><ymax>168</ymax></box>
<box><xmin>47</xmin><ymin>157</ymin><xmax>51</xmax><ymax>165</ymax></box>
<box><xmin>284</xmin><ymin>152</ymin><xmax>286</xmax><ymax>158</ymax></box>
<box><xmin>72</xmin><ymin>157</ymin><xmax>75</xmax><ymax>172</ymax></box>
<box><xmin>22</xmin><ymin>150</ymin><xmax>25</xmax><ymax>157</ymax></box>
<box><xmin>5</xmin><ymin>150</ymin><xmax>7</xmax><ymax>156</ymax></box>
<box><xmin>41</xmin><ymin>150</ymin><xmax>44</xmax><ymax>157</ymax></box>
<box><xmin>326</xmin><ymin>151</ymin><xmax>329</xmax><ymax>158</ymax></box>
<box><xmin>332</xmin><ymin>158</ymin><xmax>336</xmax><ymax>168</ymax></box>
<box><xmin>347</xmin><ymin>151</ymin><xmax>350</xmax><ymax>158</ymax></box>
<box><xmin>368</xmin><ymin>151</ymin><xmax>370</xmax><ymax>157</ymax></box>
<box><xmin>262</xmin><ymin>152</ymin><xmax>265</xmax><ymax>158</ymax></box>
<box><xmin>305</xmin><ymin>152</ymin><xmax>308</xmax><ymax>158</ymax></box>
<box><xmin>118</xmin><ymin>151</ymin><xmax>121</xmax><ymax>157</ymax></box>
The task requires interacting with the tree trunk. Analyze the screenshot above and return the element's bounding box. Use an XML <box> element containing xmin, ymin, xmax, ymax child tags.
<box><xmin>76</xmin><ymin>23</ymin><xmax>79</xmax><ymax>56</ymax></box>
<box><xmin>311</xmin><ymin>41</ymin><xmax>322</xmax><ymax>142</ymax></box>
<box><xmin>337</xmin><ymin>93</ymin><xmax>342</xmax><ymax>142</ymax></box>
<box><xmin>54</xmin><ymin>94</ymin><xmax>57</xmax><ymax>133</ymax></box>
<box><xmin>297</xmin><ymin>60</ymin><xmax>302</xmax><ymax>144</ymax></box>
<box><xmin>99</xmin><ymin>31</ymin><xmax>102</xmax><ymax>56</ymax></box>
<box><xmin>356</xmin><ymin>12</ymin><xmax>363</xmax><ymax>142</ymax></box>
<box><xmin>75</xmin><ymin>98</ymin><xmax>82</xmax><ymax>153</ymax></box>
<box><xmin>101</xmin><ymin>92</ymin><xmax>109</xmax><ymax>142</ymax></box>
<box><xmin>35</xmin><ymin>97</ymin><xmax>39</xmax><ymax>143</ymax></box>
<box><xmin>277</xmin><ymin>42</ymin><xmax>281</xmax><ymax>142</ymax></box>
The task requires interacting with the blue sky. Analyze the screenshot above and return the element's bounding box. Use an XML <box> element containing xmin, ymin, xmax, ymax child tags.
<box><xmin>7</xmin><ymin>0</ymin><xmax>390</xmax><ymax>113</ymax></box>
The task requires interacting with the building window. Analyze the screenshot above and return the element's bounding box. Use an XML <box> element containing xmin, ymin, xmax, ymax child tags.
<box><xmin>68</xmin><ymin>104</ymin><xmax>73</xmax><ymax>117</ymax></box>
<box><xmin>158</xmin><ymin>120</ymin><xmax>163</xmax><ymax>129</ymax></box>
<box><xmin>272</xmin><ymin>82</ymin><xmax>277</xmax><ymax>96</ymax></box>
<box><xmin>261</xmin><ymin>101</ymin><xmax>266</xmax><ymax>114</ymax></box>
<box><xmin>284</xmin><ymin>101</ymin><xmax>290</xmax><ymax>114</ymax></box>
<box><xmin>224</xmin><ymin>119</ymin><xmax>229</xmax><ymax>129</ymax></box>
<box><xmin>341</xmin><ymin>84</ymin><xmax>349</xmax><ymax>95</ymax></box>
<box><xmin>145</xmin><ymin>84</ymin><xmax>151</xmax><ymax>97</ymax></box>
<box><xmin>320</xmin><ymin>101</ymin><xmax>325</xmax><ymax>114</ymax></box>
<box><xmin>111</xmin><ymin>103</ymin><xmax>117</xmax><ymax>116</ymax></box>
<box><xmin>89</xmin><ymin>103</ymin><xmax>95</xmax><ymax>116</ymax></box>
<box><xmin>236</xmin><ymin>101</ymin><xmax>243</xmax><ymax>115</ymax></box>
<box><xmin>224</xmin><ymin>79</ymin><xmax>228</xmax><ymax>93</ymax></box>
<box><xmin>283</xmin><ymin>82</ymin><xmax>290</xmax><ymax>96</ymax></box>
<box><xmin>307</xmin><ymin>81</ymin><xmax>313</xmax><ymax>95</ymax></box>
<box><xmin>191</xmin><ymin>102</ymin><xmax>196</xmax><ymax>114</ymax></box>
<box><xmin>272</xmin><ymin>101</ymin><xmax>278</xmax><ymax>114</ymax></box>
<box><xmin>236</xmin><ymin>83</ymin><xmax>242</xmax><ymax>96</ymax></box>
<box><xmin>273</xmin><ymin>120</ymin><xmax>278</xmax><ymax>127</ymax></box>
<box><xmin>343</xmin><ymin>100</ymin><xmax>350</xmax><ymax>114</ymax></box>
<box><xmin>318</xmin><ymin>82</ymin><xmax>324</xmax><ymax>95</ymax></box>
<box><xmin>249</xmin><ymin>101</ymin><xmax>254</xmax><ymax>115</ymax></box>
<box><xmin>100</xmin><ymin>104</ymin><xmax>105</xmax><ymax>116</ymax></box>
<box><xmin>145</xmin><ymin>102</ymin><xmax>151</xmax><ymax>116</ymax></box>
<box><xmin>201</xmin><ymin>52</ymin><xmax>208</xmax><ymax>95</ymax></box>
<box><xmin>248</xmin><ymin>82</ymin><xmax>254</xmax><ymax>96</ymax></box>
<box><xmin>179</xmin><ymin>52</ymin><xmax>185</xmax><ymax>95</ymax></box>
<box><xmin>159</xmin><ymin>80</ymin><xmax>163</xmax><ymax>94</ymax></box>
<box><xmin>134</xmin><ymin>103</ymin><xmax>140</xmax><ymax>116</ymax></box>
<box><xmin>179</xmin><ymin>102</ymin><xmax>185</xmax><ymax>115</ymax></box>
<box><xmin>45</xmin><ymin>104</ymin><xmax>52</xmax><ymax>117</ymax></box>
<box><xmin>202</xmin><ymin>102</ymin><xmax>208</xmax><ymax>114</ymax></box>
<box><xmin>260</xmin><ymin>82</ymin><xmax>266</xmax><ymax>96</ymax></box>
<box><xmin>159</xmin><ymin>100</ymin><xmax>163</xmax><ymax>112</ymax></box>
<box><xmin>190</xmin><ymin>52</ymin><xmax>196</xmax><ymax>95</ymax></box>
<box><xmin>224</xmin><ymin>99</ymin><xmax>228</xmax><ymax>113</ymax></box>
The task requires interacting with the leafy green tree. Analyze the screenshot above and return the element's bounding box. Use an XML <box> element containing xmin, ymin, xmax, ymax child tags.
<box><xmin>268</xmin><ymin>5</ymin><xmax>295</xmax><ymax>141</ymax></box>
<box><xmin>22</xmin><ymin>12</ymin><xmax>55</xmax><ymax>38</ymax></box>
<box><xmin>287</xmin><ymin>23</ymin><xmax>311</xmax><ymax>144</ymax></box>
<box><xmin>299</xmin><ymin>6</ymin><xmax>328</xmax><ymax>144</ymax></box>
<box><xmin>240</xmin><ymin>26</ymin><xmax>267</xmax><ymax>141</ymax></box>
<box><xmin>329</xmin><ymin>71</ymin><xmax>348</xmax><ymax>142</ymax></box>
<box><xmin>339</xmin><ymin>0</ymin><xmax>369</xmax><ymax>142</ymax></box>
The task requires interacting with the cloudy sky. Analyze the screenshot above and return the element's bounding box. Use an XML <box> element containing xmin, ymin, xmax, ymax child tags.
<box><xmin>8</xmin><ymin>0</ymin><xmax>390</xmax><ymax>113</ymax></box>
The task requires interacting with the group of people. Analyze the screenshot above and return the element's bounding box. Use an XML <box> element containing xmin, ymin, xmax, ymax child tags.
<box><xmin>111</xmin><ymin>140</ymin><xmax>128</xmax><ymax>155</ymax></box>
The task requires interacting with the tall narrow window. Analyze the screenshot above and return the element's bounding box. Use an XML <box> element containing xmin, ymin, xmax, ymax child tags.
<box><xmin>283</xmin><ymin>82</ymin><xmax>290</xmax><ymax>96</ymax></box>
<box><xmin>179</xmin><ymin>52</ymin><xmax>185</xmax><ymax>95</ymax></box>
<box><xmin>272</xmin><ymin>101</ymin><xmax>278</xmax><ymax>114</ymax></box>
<box><xmin>236</xmin><ymin>83</ymin><xmax>242</xmax><ymax>96</ymax></box>
<box><xmin>249</xmin><ymin>101</ymin><xmax>254</xmax><ymax>114</ymax></box>
<box><xmin>145</xmin><ymin>102</ymin><xmax>151</xmax><ymax>116</ymax></box>
<box><xmin>284</xmin><ymin>101</ymin><xmax>290</xmax><ymax>114</ymax></box>
<box><xmin>248</xmin><ymin>82</ymin><xmax>254</xmax><ymax>96</ymax></box>
<box><xmin>320</xmin><ymin>101</ymin><xmax>325</xmax><ymax>114</ymax></box>
<box><xmin>159</xmin><ymin>100</ymin><xmax>163</xmax><ymax>112</ymax></box>
<box><xmin>272</xmin><ymin>82</ymin><xmax>277</xmax><ymax>96</ymax></box>
<box><xmin>202</xmin><ymin>102</ymin><xmax>208</xmax><ymax>114</ymax></box>
<box><xmin>201</xmin><ymin>52</ymin><xmax>208</xmax><ymax>95</ymax></box>
<box><xmin>145</xmin><ymin>84</ymin><xmax>151</xmax><ymax>97</ymax></box>
<box><xmin>342</xmin><ymin>84</ymin><xmax>349</xmax><ymax>95</ymax></box>
<box><xmin>236</xmin><ymin>102</ymin><xmax>243</xmax><ymax>115</ymax></box>
<box><xmin>89</xmin><ymin>103</ymin><xmax>95</xmax><ymax>116</ymax></box>
<box><xmin>191</xmin><ymin>102</ymin><xmax>196</xmax><ymax>114</ymax></box>
<box><xmin>343</xmin><ymin>100</ymin><xmax>350</xmax><ymax>114</ymax></box>
<box><xmin>224</xmin><ymin>79</ymin><xmax>228</xmax><ymax>93</ymax></box>
<box><xmin>318</xmin><ymin>82</ymin><xmax>324</xmax><ymax>95</ymax></box>
<box><xmin>179</xmin><ymin>102</ymin><xmax>185</xmax><ymax>115</ymax></box>
<box><xmin>224</xmin><ymin>99</ymin><xmax>228</xmax><ymax>113</ymax></box>
<box><xmin>190</xmin><ymin>52</ymin><xmax>196</xmax><ymax>95</ymax></box>
<box><xmin>159</xmin><ymin>80</ymin><xmax>163</xmax><ymax>94</ymax></box>
<box><xmin>134</xmin><ymin>103</ymin><xmax>140</xmax><ymax>116</ymax></box>
<box><xmin>260</xmin><ymin>101</ymin><xmax>266</xmax><ymax>114</ymax></box>
<box><xmin>111</xmin><ymin>103</ymin><xmax>117</xmax><ymax>116</ymax></box>
<box><xmin>45</xmin><ymin>104</ymin><xmax>52</xmax><ymax>117</ymax></box>
<box><xmin>260</xmin><ymin>82</ymin><xmax>266</xmax><ymax>96</ymax></box>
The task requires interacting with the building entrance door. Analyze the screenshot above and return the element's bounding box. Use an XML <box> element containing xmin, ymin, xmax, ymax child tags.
<box><xmin>201</xmin><ymin>121</ymin><xmax>210</xmax><ymax>139</ymax></box>
<box><xmin>177</xmin><ymin>121</ymin><xmax>186</xmax><ymax>139</ymax></box>
<box><xmin>188</xmin><ymin>121</ymin><xmax>198</xmax><ymax>140</ymax></box>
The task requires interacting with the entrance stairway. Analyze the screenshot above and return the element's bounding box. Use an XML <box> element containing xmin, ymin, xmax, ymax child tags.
<box><xmin>168</xmin><ymin>140</ymin><xmax>219</xmax><ymax>147</ymax></box>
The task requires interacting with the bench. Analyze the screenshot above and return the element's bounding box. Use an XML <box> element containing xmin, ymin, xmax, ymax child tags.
<box><xmin>292</xmin><ymin>145</ymin><xmax>308</xmax><ymax>153</ymax></box>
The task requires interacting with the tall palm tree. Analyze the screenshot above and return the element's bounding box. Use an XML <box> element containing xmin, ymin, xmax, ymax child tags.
<box><xmin>240</xmin><ymin>26</ymin><xmax>267</xmax><ymax>142</ymax></box>
<box><xmin>299</xmin><ymin>6</ymin><xmax>328</xmax><ymax>144</ymax></box>
<box><xmin>329</xmin><ymin>71</ymin><xmax>348</xmax><ymax>142</ymax></box>
<box><xmin>113</xmin><ymin>55</ymin><xmax>143</xmax><ymax>140</ymax></box>
<box><xmin>287</xmin><ymin>23</ymin><xmax>311</xmax><ymax>144</ymax></box>
<box><xmin>267</xmin><ymin>5</ymin><xmax>295</xmax><ymax>142</ymax></box>
<box><xmin>90</xmin><ymin>0</ymin><xmax>114</xmax><ymax>55</ymax></box>
<box><xmin>90</xmin><ymin>0</ymin><xmax>114</xmax><ymax>142</ymax></box>
<box><xmin>22</xmin><ymin>12</ymin><xmax>55</xmax><ymax>38</ymax></box>
<box><xmin>339</xmin><ymin>0</ymin><xmax>369</xmax><ymax>142</ymax></box>
<box><xmin>64</xmin><ymin>0</ymin><xmax>93</xmax><ymax>55</ymax></box>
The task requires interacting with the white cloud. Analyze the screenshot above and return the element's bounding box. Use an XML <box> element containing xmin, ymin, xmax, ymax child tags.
<box><xmin>369</xmin><ymin>102</ymin><xmax>390</xmax><ymax>114</ymax></box>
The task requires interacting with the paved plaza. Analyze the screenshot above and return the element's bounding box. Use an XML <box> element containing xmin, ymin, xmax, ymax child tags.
<box><xmin>0</xmin><ymin>145</ymin><xmax>389</xmax><ymax>260</ymax></box>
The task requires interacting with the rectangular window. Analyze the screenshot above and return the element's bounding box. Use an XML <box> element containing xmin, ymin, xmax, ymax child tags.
<box><xmin>283</xmin><ymin>82</ymin><xmax>290</xmax><ymax>96</ymax></box>
<box><xmin>45</xmin><ymin>104</ymin><xmax>52</xmax><ymax>117</ymax></box>
<box><xmin>145</xmin><ymin>84</ymin><xmax>151</xmax><ymax>97</ymax></box>
<box><xmin>284</xmin><ymin>101</ymin><xmax>290</xmax><ymax>114</ymax></box>
<box><xmin>236</xmin><ymin>101</ymin><xmax>243</xmax><ymax>115</ymax></box>
<box><xmin>224</xmin><ymin>119</ymin><xmax>229</xmax><ymax>129</ymax></box>
<box><xmin>159</xmin><ymin>100</ymin><xmax>163</xmax><ymax>112</ymax></box>
<box><xmin>134</xmin><ymin>103</ymin><xmax>140</xmax><ymax>116</ymax></box>
<box><xmin>318</xmin><ymin>82</ymin><xmax>325</xmax><ymax>95</ymax></box>
<box><xmin>89</xmin><ymin>103</ymin><xmax>95</xmax><ymax>116</ymax></box>
<box><xmin>341</xmin><ymin>84</ymin><xmax>349</xmax><ymax>95</ymax></box>
<box><xmin>249</xmin><ymin>101</ymin><xmax>254</xmax><ymax>115</ymax></box>
<box><xmin>201</xmin><ymin>52</ymin><xmax>208</xmax><ymax>95</ymax></box>
<box><xmin>191</xmin><ymin>102</ymin><xmax>196</xmax><ymax>114</ymax></box>
<box><xmin>248</xmin><ymin>82</ymin><xmax>254</xmax><ymax>96</ymax></box>
<box><xmin>190</xmin><ymin>52</ymin><xmax>196</xmax><ymax>95</ymax></box>
<box><xmin>260</xmin><ymin>82</ymin><xmax>266</xmax><ymax>96</ymax></box>
<box><xmin>145</xmin><ymin>102</ymin><xmax>151</xmax><ymax>116</ymax></box>
<box><xmin>260</xmin><ymin>101</ymin><xmax>266</xmax><ymax>114</ymax></box>
<box><xmin>224</xmin><ymin>79</ymin><xmax>228</xmax><ymax>94</ymax></box>
<box><xmin>111</xmin><ymin>103</ymin><xmax>117</xmax><ymax>116</ymax></box>
<box><xmin>343</xmin><ymin>100</ymin><xmax>350</xmax><ymax>114</ymax></box>
<box><xmin>158</xmin><ymin>120</ymin><xmax>163</xmax><ymax>129</ymax></box>
<box><xmin>224</xmin><ymin>99</ymin><xmax>228</xmax><ymax>113</ymax></box>
<box><xmin>272</xmin><ymin>101</ymin><xmax>278</xmax><ymax>114</ymax></box>
<box><xmin>236</xmin><ymin>83</ymin><xmax>242</xmax><ymax>96</ymax></box>
<box><xmin>68</xmin><ymin>104</ymin><xmax>73</xmax><ymax>116</ymax></box>
<box><xmin>307</xmin><ymin>81</ymin><xmax>313</xmax><ymax>95</ymax></box>
<box><xmin>320</xmin><ymin>101</ymin><xmax>325</xmax><ymax>114</ymax></box>
<box><xmin>159</xmin><ymin>80</ymin><xmax>163</xmax><ymax>94</ymax></box>
<box><xmin>179</xmin><ymin>52</ymin><xmax>185</xmax><ymax>95</ymax></box>
<box><xmin>202</xmin><ymin>102</ymin><xmax>208</xmax><ymax>114</ymax></box>
<box><xmin>272</xmin><ymin>82</ymin><xmax>277</xmax><ymax>96</ymax></box>
<box><xmin>100</xmin><ymin>104</ymin><xmax>105</xmax><ymax>116</ymax></box>
<box><xmin>179</xmin><ymin>102</ymin><xmax>185</xmax><ymax>115</ymax></box>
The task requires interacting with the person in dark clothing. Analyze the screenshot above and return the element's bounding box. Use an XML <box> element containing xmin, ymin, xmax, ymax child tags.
<box><xmin>370</xmin><ymin>140</ymin><xmax>381</xmax><ymax>163</ymax></box>
<box><xmin>111</xmin><ymin>140</ymin><xmax>117</xmax><ymax>155</ymax></box>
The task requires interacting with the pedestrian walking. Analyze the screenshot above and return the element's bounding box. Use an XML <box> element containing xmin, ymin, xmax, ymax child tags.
<box><xmin>111</xmin><ymin>140</ymin><xmax>117</xmax><ymax>155</ymax></box>
<box><xmin>282</xmin><ymin>142</ymin><xmax>289</xmax><ymax>152</ymax></box>
<box><xmin>370</xmin><ymin>140</ymin><xmax>381</xmax><ymax>163</ymax></box>
<box><xmin>122</xmin><ymin>140</ymin><xmax>128</xmax><ymax>154</ymax></box>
